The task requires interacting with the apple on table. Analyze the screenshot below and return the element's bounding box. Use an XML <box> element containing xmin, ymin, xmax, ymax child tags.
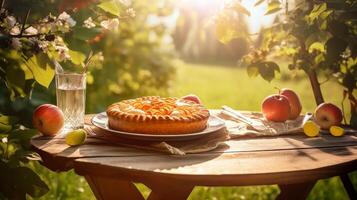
<box><xmin>32</xmin><ymin>104</ymin><xmax>64</xmax><ymax>136</ymax></box>
<box><xmin>261</xmin><ymin>94</ymin><xmax>291</xmax><ymax>122</ymax></box>
<box><xmin>261</xmin><ymin>88</ymin><xmax>302</xmax><ymax>122</ymax></box>
<box><xmin>181</xmin><ymin>94</ymin><xmax>202</xmax><ymax>104</ymax></box>
<box><xmin>280</xmin><ymin>88</ymin><xmax>302</xmax><ymax>120</ymax></box>
<box><xmin>314</xmin><ymin>103</ymin><xmax>343</xmax><ymax>129</ymax></box>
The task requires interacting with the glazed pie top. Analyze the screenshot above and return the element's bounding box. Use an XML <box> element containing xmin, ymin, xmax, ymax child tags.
<box><xmin>106</xmin><ymin>96</ymin><xmax>210</xmax><ymax>122</ymax></box>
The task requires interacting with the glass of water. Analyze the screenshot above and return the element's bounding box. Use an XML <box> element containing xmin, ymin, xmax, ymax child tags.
<box><xmin>55</xmin><ymin>72</ymin><xmax>86</xmax><ymax>131</ymax></box>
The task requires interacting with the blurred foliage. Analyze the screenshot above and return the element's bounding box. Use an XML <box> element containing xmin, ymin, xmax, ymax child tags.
<box><xmin>173</xmin><ymin>2</ymin><xmax>249</xmax><ymax>63</ymax></box>
<box><xmin>85</xmin><ymin>0</ymin><xmax>176</xmax><ymax>112</ymax></box>
<box><xmin>0</xmin><ymin>0</ymin><xmax>176</xmax><ymax>198</ymax></box>
<box><xmin>216</xmin><ymin>0</ymin><xmax>357</xmax><ymax>127</ymax></box>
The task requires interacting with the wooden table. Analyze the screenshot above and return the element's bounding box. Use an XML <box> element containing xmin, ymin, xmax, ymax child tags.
<box><xmin>31</xmin><ymin>112</ymin><xmax>357</xmax><ymax>200</ymax></box>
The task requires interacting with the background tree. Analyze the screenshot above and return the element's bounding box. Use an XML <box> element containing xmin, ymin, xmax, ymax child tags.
<box><xmin>216</xmin><ymin>0</ymin><xmax>357</xmax><ymax>127</ymax></box>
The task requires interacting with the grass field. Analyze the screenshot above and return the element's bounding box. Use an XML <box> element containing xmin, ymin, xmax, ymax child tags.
<box><xmin>32</xmin><ymin>62</ymin><xmax>356</xmax><ymax>200</ymax></box>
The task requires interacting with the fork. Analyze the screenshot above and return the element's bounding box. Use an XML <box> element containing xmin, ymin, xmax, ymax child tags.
<box><xmin>221</xmin><ymin>105</ymin><xmax>267</xmax><ymax>131</ymax></box>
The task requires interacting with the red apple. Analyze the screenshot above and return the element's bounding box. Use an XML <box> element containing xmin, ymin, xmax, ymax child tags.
<box><xmin>181</xmin><ymin>94</ymin><xmax>202</xmax><ymax>104</ymax></box>
<box><xmin>314</xmin><ymin>103</ymin><xmax>343</xmax><ymax>129</ymax></box>
<box><xmin>32</xmin><ymin>104</ymin><xmax>64</xmax><ymax>136</ymax></box>
<box><xmin>280</xmin><ymin>88</ymin><xmax>302</xmax><ymax>120</ymax></box>
<box><xmin>262</xmin><ymin>94</ymin><xmax>291</xmax><ymax>122</ymax></box>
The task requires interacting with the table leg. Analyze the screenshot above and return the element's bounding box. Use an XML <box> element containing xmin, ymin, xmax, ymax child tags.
<box><xmin>85</xmin><ymin>175</ymin><xmax>145</xmax><ymax>200</ymax></box>
<box><xmin>145</xmin><ymin>180</ymin><xmax>194</xmax><ymax>200</ymax></box>
<box><xmin>276</xmin><ymin>181</ymin><xmax>316</xmax><ymax>200</ymax></box>
<box><xmin>340</xmin><ymin>174</ymin><xmax>357</xmax><ymax>199</ymax></box>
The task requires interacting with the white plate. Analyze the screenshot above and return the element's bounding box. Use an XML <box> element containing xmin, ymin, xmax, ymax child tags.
<box><xmin>91</xmin><ymin>112</ymin><xmax>225</xmax><ymax>141</ymax></box>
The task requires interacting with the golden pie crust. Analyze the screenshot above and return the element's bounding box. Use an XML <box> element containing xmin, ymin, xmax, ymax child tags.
<box><xmin>106</xmin><ymin>96</ymin><xmax>210</xmax><ymax>135</ymax></box>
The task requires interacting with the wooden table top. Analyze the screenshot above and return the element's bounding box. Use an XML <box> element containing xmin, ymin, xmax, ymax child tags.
<box><xmin>31</xmin><ymin>111</ymin><xmax>357</xmax><ymax>186</ymax></box>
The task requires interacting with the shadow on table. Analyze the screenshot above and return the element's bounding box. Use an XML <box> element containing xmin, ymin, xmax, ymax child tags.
<box><xmin>284</xmin><ymin>133</ymin><xmax>357</xmax><ymax>160</ymax></box>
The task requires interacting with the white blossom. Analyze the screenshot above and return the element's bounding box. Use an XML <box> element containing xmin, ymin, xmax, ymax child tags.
<box><xmin>100</xmin><ymin>18</ymin><xmax>119</xmax><ymax>31</ymax></box>
<box><xmin>58</xmin><ymin>12</ymin><xmax>76</xmax><ymax>27</ymax></box>
<box><xmin>5</xmin><ymin>16</ymin><xmax>16</xmax><ymax>28</ymax></box>
<box><xmin>58</xmin><ymin>11</ymin><xmax>70</xmax><ymax>21</ymax></box>
<box><xmin>11</xmin><ymin>38</ymin><xmax>22</xmax><ymax>50</ymax></box>
<box><xmin>10</xmin><ymin>26</ymin><xmax>20</xmax><ymax>35</ymax></box>
<box><xmin>1</xmin><ymin>137</ymin><xmax>8</xmax><ymax>143</ymax></box>
<box><xmin>25</xmin><ymin>26</ymin><xmax>38</xmax><ymax>35</ymax></box>
<box><xmin>38</xmin><ymin>40</ymin><xmax>49</xmax><ymax>52</ymax></box>
<box><xmin>126</xmin><ymin>8</ymin><xmax>136</xmax><ymax>17</ymax></box>
<box><xmin>54</xmin><ymin>37</ymin><xmax>70</xmax><ymax>61</ymax></box>
<box><xmin>57</xmin><ymin>46</ymin><xmax>70</xmax><ymax>61</ymax></box>
<box><xmin>83</xmin><ymin>17</ymin><xmax>96</xmax><ymax>28</ymax></box>
<box><xmin>98</xmin><ymin>51</ymin><xmax>104</xmax><ymax>61</ymax></box>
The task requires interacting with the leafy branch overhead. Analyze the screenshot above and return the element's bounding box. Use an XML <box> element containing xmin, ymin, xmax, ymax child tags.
<box><xmin>0</xmin><ymin>0</ymin><xmax>135</xmax><ymax>198</ymax></box>
<box><xmin>0</xmin><ymin>1</ymin><xmax>135</xmax><ymax>93</ymax></box>
<box><xmin>216</xmin><ymin>0</ymin><xmax>357</xmax><ymax>127</ymax></box>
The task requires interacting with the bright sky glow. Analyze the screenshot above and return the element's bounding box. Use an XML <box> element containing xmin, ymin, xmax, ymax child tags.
<box><xmin>179</xmin><ymin>0</ymin><xmax>277</xmax><ymax>34</ymax></box>
<box><xmin>240</xmin><ymin>0</ymin><xmax>276</xmax><ymax>34</ymax></box>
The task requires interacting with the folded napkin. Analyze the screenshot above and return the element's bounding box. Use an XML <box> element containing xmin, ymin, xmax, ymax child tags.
<box><xmin>218</xmin><ymin>111</ymin><xmax>306</xmax><ymax>138</ymax></box>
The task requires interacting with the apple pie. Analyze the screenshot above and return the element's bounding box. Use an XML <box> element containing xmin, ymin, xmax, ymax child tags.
<box><xmin>106</xmin><ymin>96</ymin><xmax>210</xmax><ymax>134</ymax></box>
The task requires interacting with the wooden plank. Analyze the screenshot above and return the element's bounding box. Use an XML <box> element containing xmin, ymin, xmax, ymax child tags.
<box><xmin>74</xmin><ymin>146</ymin><xmax>357</xmax><ymax>186</ymax></box>
<box><xmin>31</xmin><ymin>131</ymin><xmax>357</xmax><ymax>159</ymax></box>
<box><xmin>219</xmin><ymin>134</ymin><xmax>357</xmax><ymax>153</ymax></box>
<box><xmin>31</xmin><ymin>137</ymin><xmax>155</xmax><ymax>158</ymax></box>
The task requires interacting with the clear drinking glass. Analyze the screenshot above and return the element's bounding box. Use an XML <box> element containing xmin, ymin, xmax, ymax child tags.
<box><xmin>55</xmin><ymin>72</ymin><xmax>86</xmax><ymax>131</ymax></box>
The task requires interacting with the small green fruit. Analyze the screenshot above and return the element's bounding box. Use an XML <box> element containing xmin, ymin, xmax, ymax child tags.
<box><xmin>66</xmin><ymin>129</ymin><xmax>87</xmax><ymax>146</ymax></box>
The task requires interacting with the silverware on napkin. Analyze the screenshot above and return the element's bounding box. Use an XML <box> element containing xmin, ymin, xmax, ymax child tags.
<box><xmin>221</xmin><ymin>106</ymin><xmax>267</xmax><ymax>131</ymax></box>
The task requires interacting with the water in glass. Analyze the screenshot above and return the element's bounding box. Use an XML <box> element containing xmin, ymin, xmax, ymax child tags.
<box><xmin>56</xmin><ymin>73</ymin><xmax>86</xmax><ymax>131</ymax></box>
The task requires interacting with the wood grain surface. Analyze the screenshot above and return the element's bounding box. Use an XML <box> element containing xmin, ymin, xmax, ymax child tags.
<box><xmin>31</xmin><ymin>112</ymin><xmax>357</xmax><ymax>186</ymax></box>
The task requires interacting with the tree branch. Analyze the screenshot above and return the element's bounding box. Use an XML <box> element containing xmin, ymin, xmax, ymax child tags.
<box><xmin>11</xmin><ymin>33</ymin><xmax>45</xmax><ymax>38</ymax></box>
<box><xmin>19</xmin><ymin>9</ymin><xmax>31</xmax><ymax>36</ymax></box>
<box><xmin>0</xmin><ymin>0</ymin><xmax>5</xmax><ymax>10</ymax></box>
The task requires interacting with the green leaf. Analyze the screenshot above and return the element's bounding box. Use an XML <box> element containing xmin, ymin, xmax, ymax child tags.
<box><xmin>305</xmin><ymin>32</ymin><xmax>326</xmax><ymax>49</ymax></box>
<box><xmin>72</xmin><ymin>27</ymin><xmax>102</xmax><ymax>41</ymax></box>
<box><xmin>0</xmin><ymin>114</ymin><xmax>18</xmax><ymax>133</ymax></box>
<box><xmin>5</xmin><ymin>66</ymin><xmax>26</xmax><ymax>97</ymax></box>
<box><xmin>309</xmin><ymin>42</ymin><xmax>325</xmax><ymax>53</ymax></box>
<box><xmin>232</xmin><ymin>2</ymin><xmax>250</xmax><ymax>16</ymax></box>
<box><xmin>247</xmin><ymin>64</ymin><xmax>259</xmax><ymax>77</ymax></box>
<box><xmin>8</xmin><ymin>129</ymin><xmax>38</xmax><ymax>143</ymax></box>
<box><xmin>20</xmin><ymin>63</ymin><xmax>34</xmax><ymax>80</ymax></box>
<box><xmin>325</xmin><ymin>37</ymin><xmax>348</xmax><ymax>64</ymax></box>
<box><xmin>258</xmin><ymin>61</ymin><xmax>280</xmax><ymax>82</ymax></box>
<box><xmin>342</xmin><ymin>73</ymin><xmax>356</xmax><ymax>92</ymax></box>
<box><xmin>69</xmin><ymin>50</ymin><xmax>86</xmax><ymax>65</ymax></box>
<box><xmin>14</xmin><ymin>167</ymin><xmax>49</xmax><ymax>197</ymax></box>
<box><xmin>254</xmin><ymin>0</ymin><xmax>265</xmax><ymax>7</ymax></box>
<box><xmin>265</xmin><ymin>1</ymin><xmax>281</xmax><ymax>15</ymax></box>
<box><xmin>0</xmin><ymin>123</ymin><xmax>12</xmax><ymax>133</ymax></box>
<box><xmin>308</xmin><ymin>3</ymin><xmax>327</xmax><ymax>24</ymax></box>
<box><xmin>328</xmin><ymin>20</ymin><xmax>349</xmax><ymax>38</ymax></box>
<box><xmin>320</xmin><ymin>10</ymin><xmax>333</xmax><ymax>20</ymax></box>
<box><xmin>314</xmin><ymin>54</ymin><xmax>325</xmax><ymax>65</ymax></box>
<box><xmin>24</xmin><ymin>54</ymin><xmax>55</xmax><ymax>88</ymax></box>
<box><xmin>97</xmin><ymin>1</ymin><xmax>121</xmax><ymax>16</ymax></box>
